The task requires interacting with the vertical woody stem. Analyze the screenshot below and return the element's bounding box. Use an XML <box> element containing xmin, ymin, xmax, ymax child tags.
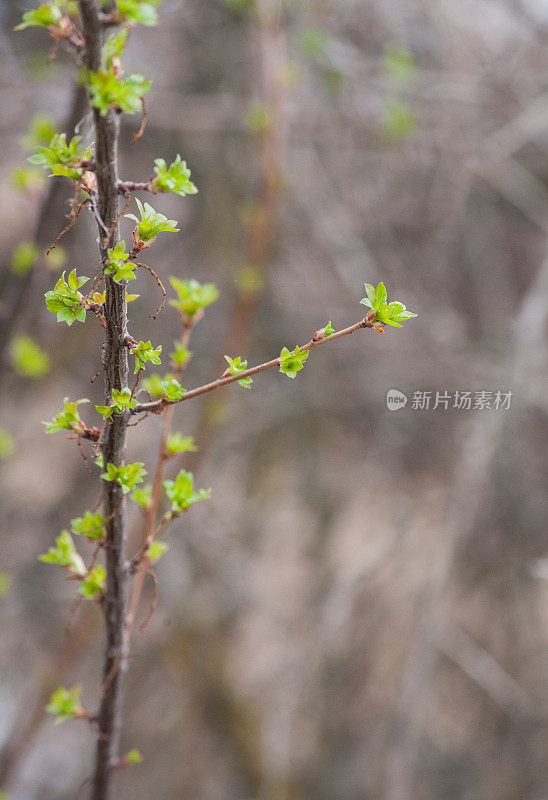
<box><xmin>77</xmin><ymin>2</ymin><xmax>129</xmax><ymax>798</ymax></box>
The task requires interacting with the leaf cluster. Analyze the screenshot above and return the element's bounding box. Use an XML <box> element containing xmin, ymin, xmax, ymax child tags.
<box><xmin>46</xmin><ymin>685</ymin><xmax>84</xmax><ymax>725</ymax></box>
<box><xmin>79</xmin><ymin>566</ymin><xmax>106</xmax><ymax>599</ymax></box>
<box><xmin>70</xmin><ymin>511</ymin><xmax>106</xmax><ymax>541</ymax></box>
<box><xmin>88</xmin><ymin>69</ymin><xmax>151</xmax><ymax>116</ymax></box>
<box><xmin>102</xmin><ymin>462</ymin><xmax>147</xmax><ymax>493</ymax></box>
<box><xmin>163</xmin><ymin>470</ymin><xmax>210</xmax><ymax>512</ymax></box>
<box><xmin>148</xmin><ymin>541</ymin><xmax>168</xmax><ymax>563</ymax></box>
<box><xmin>126</xmin><ymin>199</ymin><xmax>178</xmax><ymax>243</ymax></box>
<box><xmin>169</xmin><ymin>278</ymin><xmax>219</xmax><ymax>318</ymax></box>
<box><xmin>15</xmin><ymin>1</ymin><xmax>64</xmax><ymax>31</ymax></box>
<box><xmin>104</xmin><ymin>241</ymin><xmax>135</xmax><ymax>283</ymax></box>
<box><xmin>45</xmin><ymin>269</ymin><xmax>88</xmax><ymax>325</ymax></box>
<box><xmin>360</xmin><ymin>282</ymin><xmax>417</xmax><ymax>327</ymax></box>
<box><xmin>170</xmin><ymin>341</ymin><xmax>192</xmax><ymax>369</ymax></box>
<box><xmin>131</xmin><ymin>340</ymin><xmax>162</xmax><ymax>374</ymax></box>
<box><xmin>131</xmin><ymin>484</ymin><xmax>152</xmax><ymax>509</ymax></box>
<box><xmin>96</xmin><ymin>388</ymin><xmax>137</xmax><ymax>419</ymax></box>
<box><xmin>43</xmin><ymin>397</ymin><xmax>89</xmax><ymax>434</ymax></box>
<box><xmin>152</xmin><ymin>155</ymin><xmax>197</xmax><ymax>197</ymax></box>
<box><xmin>279</xmin><ymin>346</ymin><xmax>309</xmax><ymax>378</ymax></box>
<box><xmin>224</xmin><ymin>355</ymin><xmax>252</xmax><ymax>388</ymax></box>
<box><xmin>39</xmin><ymin>530</ymin><xmax>85</xmax><ymax>575</ymax></box>
<box><xmin>29</xmin><ymin>133</ymin><xmax>91</xmax><ymax>180</ymax></box>
<box><xmin>166</xmin><ymin>432</ymin><xmax>197</xmax><ymax>456</ymax></box>
<box><xmin>104</xmin><ymin>27</ymin><xmax>128</xmax><ymax>65</ymax></box>
<box><xmin>116</xmin><ymin>0</ymin><xmax>160</xmax><ymax>26</ymax></box>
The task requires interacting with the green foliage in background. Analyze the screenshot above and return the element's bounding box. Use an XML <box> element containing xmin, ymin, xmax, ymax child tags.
<box><xmin>10</xmin><ymin>336</ymin><xmax>50</xmax><ymax>378</ymax></box>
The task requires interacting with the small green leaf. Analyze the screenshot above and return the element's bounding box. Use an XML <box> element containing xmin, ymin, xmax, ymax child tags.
<box><xmin>125</xmin><ymin>198</ymin><xmax>179</xmax><ymax>243</ymax></box>
<box><xmin>131</xmin><ymin>341</ymin><xmax>162</xmax><ymax>374</ymax></box>
<box><xmin>10</xmin><ymin>335</ymin><xmax>50</xmax><ymax>378</ymax></box>
<box><xmin>279</xmin><ymin>346</ymin><xmax>309</xmax><ymax>379</ymax></box>
<box><xmin>79</xmin><ymin>566</ymin><xmax>106</xmax><ymax>599</ymax></box>
<box><xmin>28</xmin><ymin>133</ymin><xmax>91</xmax><ymax>180</ymax></box>
<box><xmin>44</xmin><ymin>269</ymin><xmax>88</xmax><ymax>325</ymax></box>
<box><xmin>375</xmin><ymin>282</ymin><xmax>387</xmax><ymax>305</ymax></box>
<box><xmin>161</xmin><ymin>378</ymin><xmax>185</xmax><ymax>402</ymax></box>
<box><xmin>169</xmin><ymin>341</ymin><xmax>192</xmax><ymax>369</ymax></box>
<box><xmin>39</xmin><ymin>531</ymin><xmax>85</xmax><ymax>575</ymax></box>
<box><xmin>70</xmin><ymin>511</ymin><xmax>106</xmax><ymax>541</ymax></box>
<box><xmin>169</xmin><ymin>277</ymin><xmax>219</xmax><ymax>318</ymax></box>
<box><xmin>224</xmin><ymin>355</ymin><xmax>252</xmax><ymax>388</ymax></box>
<box><xmin>142</xmin><ymin>373</ymin><xmax>166</xmax><ymax>398</ymax></box>
<box><xmin>131</xmin><ymin>484</ymin><xmax>152</xmax><ymax>509</ymax></box>
<box><xmin>148</xmin><ymin>542</ymin><xmax>168</xmax><ymax>563</ymax></box>
<box><xmin>96</xmin><ymin>387</ymin><xmax>137</xmax><ymax>418</ymax></box>
<box><xmin>104</xmin><ymin>241</ymin><xmax>135</xmax><ymax>283</ymax></box>
<box><xmin>152</xmin><ymin>155</ymin><xmax>198</xmax><ymax>197</ymax></box>
<box><xmin>46</xmin><ymin>685</ymin><xmax>84</xmax><ymax>725</ymax></box>
<box><xmin>88</xmin><ymin>68</ymin><xmax>151</xmax><ymax>116</ymax></box>
<box><xmin>163</xmin><ymin>470</ymin><xmax>211</xmax><ymax>512</ymax></box>
<box><xmin>101</xmin><ymin>462</ymin><xmax>147</xmax><ymax>494</ymax></box>
<box><xmin>166</xmin><ymin>432</ymin><xmax>197</xmax><ymax>456</ymax></box>
<box><xmin>117</xmin><ymin>0</ymin><xmax>159</xmax><ymax>26</ymax></box>
<box><xmin>43</xmin><ymin>398</ymin><xmax>89</xmax><ymax>434</ymax></box>
<box><xmin>15</xmin><ymin>2</ymin><xmax>64</xmax><ymax>31</ymax></box>
<box><xmin>359</xmin><ymin>281</ymin><xmax>417</xmax><ymax>328</ymax></box>
<box><xmin>104</xmin><ymin>27</ymin><xmax>128</xmax><ymax>66</ymax></box>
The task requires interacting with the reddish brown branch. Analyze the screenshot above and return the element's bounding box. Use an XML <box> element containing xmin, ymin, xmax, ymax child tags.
<box><xmin>133</xmin><ymin>261</ymin><xmax>166</xmax><ymax>318</ymax></box>
<box><xmin>46</xmin><ymin>198</ymin><xmax>91</xmax><ymax>255</ymax></box>
<box><xmin>132</xmin><ymin>96</ymin><xmax>148</xmax><ymax>143</ymax></box>
<box><xmin>133</xmin><ymin>316</ymin><xmax>374</xmax><ymax>415</ymax></box>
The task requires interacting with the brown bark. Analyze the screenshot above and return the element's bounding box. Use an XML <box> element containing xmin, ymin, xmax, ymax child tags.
<box><xmin>77</xmin><ymin>2</ymin><xmax>129</xmax><ymax>797</ymax></box>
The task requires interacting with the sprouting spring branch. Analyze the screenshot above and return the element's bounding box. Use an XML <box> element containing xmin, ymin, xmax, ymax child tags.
<box><xmin>132</xmin><ymin>315</ymin><xmax>375</xmax><ymax>415</ymax></box>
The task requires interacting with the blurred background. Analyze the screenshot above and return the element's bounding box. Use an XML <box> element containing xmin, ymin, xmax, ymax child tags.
<box><xmin>1</xmin><ymin>0</ymin><xmax>548</xmax><ymax>798</ymax></box>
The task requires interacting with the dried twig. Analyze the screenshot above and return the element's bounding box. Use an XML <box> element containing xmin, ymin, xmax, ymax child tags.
<box><xmin>46</xmin><ymin>198</ymin><xmax>91</xmax><ymax>255</ymax></box>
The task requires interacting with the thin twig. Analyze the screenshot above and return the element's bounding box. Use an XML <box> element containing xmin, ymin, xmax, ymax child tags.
<box><xmin>118</xmin><ymin>180</ymin><xmax>151</xmax><ymax>193</ymax></box>
<box><xmin>132</xmin><ymin>96</ymin><xmax>148</xmax><ymax>143</ymax></box>
<box><xmin>131</xmin><ymin>368</ymin><xmax>143</xmax><ymax>398</ymax></box>
<box><xmin>133</xmin><ymin>261</ymin><xmax>166</xmax><ymax>318</ymax></box>
<box><xmin>76</xmin><ymin>437</ymin><xmax>93</xmax><ymax>474</ymax></box>
<box><xmin>46</xmin><ymin>198</ymin><xmax>91</xmax><ymax>255</ymax></box>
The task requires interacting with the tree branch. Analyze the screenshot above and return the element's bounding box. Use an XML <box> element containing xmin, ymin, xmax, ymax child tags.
<box><xmin>77</xmin><ymin>2</ymin><xmax>128</xmax><ymax>798</ymax></box>
<box><xmin>132</xmin><ymin>316</ymin><xmax>375</xmax><ymax>415</ymax></box>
